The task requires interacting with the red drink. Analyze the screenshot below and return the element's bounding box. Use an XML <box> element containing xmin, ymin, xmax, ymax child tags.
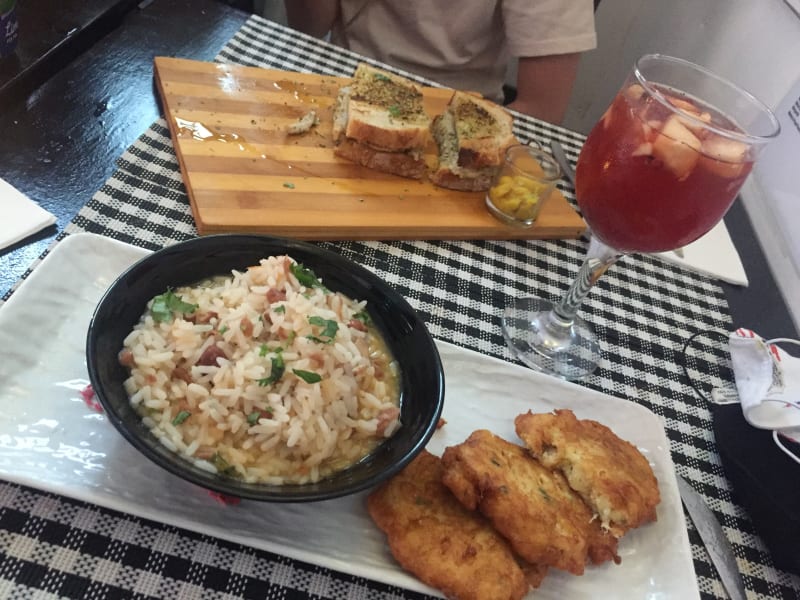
<box><xmin>575</xmin><ymin>84</ymin><xmax>754</xmax><ymax>253</ymax></box>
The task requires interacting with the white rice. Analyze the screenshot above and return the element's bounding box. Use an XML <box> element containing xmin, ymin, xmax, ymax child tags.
<box><xmin>120</xmin><ymin>255</ymin><xmax>401</xmax><ymax>485</ymax></box>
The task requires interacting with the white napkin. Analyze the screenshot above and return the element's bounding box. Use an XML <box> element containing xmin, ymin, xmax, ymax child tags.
<box><xmin>0</xmin><ymin>178</ymin><xmax>57</xmax><ymax>251</ymax></box>
<box><xmin>652</xmin><ymin>220</ymin><xmax>748</xmax><ymax>286</ymax></box>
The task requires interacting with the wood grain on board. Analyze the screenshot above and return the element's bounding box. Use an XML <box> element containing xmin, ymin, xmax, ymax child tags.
<box><xmin>153</xmin><ymin>56</ymin><xmax>586</xmax><ymax>240</ymax></box>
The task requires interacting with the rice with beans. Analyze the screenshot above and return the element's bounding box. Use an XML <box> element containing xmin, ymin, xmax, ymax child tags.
<box><xmin>119</xmin><ymin>255</ymin><xmax>401</xmax><ymax>485</ymax></box>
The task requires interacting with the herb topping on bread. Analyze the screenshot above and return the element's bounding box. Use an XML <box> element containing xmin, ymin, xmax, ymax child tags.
<box><xmin>351</xmin><ymin>71</ymin><xmax>425</xmax><ymax>120</ymax></box>
<box><xmin>332</xmin><ymin>63</ymin><xmax>430</xmax><ymax>179</ymax></box>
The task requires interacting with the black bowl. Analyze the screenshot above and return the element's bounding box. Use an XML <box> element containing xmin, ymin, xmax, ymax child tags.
<box><xmin>86</xmin><ymin>234</ymin><xmax>444</xmax><ymax>502</ymax></box>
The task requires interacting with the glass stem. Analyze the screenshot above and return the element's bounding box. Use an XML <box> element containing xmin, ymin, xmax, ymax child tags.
<box><xmin>550</xmin><ymin>236</ymin><xmax>623</xmax><ymax>328</ymax></box>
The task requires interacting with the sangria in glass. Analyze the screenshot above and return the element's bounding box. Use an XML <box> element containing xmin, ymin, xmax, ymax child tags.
<box><xmin>501</xmin><ymin>54</ymin><xmax>781</xmax><ymax>380</ymax></box>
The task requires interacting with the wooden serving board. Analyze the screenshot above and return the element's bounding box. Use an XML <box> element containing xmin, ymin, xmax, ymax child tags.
<box><xmin>153</xmin><ymin>57</ymin><xmax>586</xmax><ymax>240</ymax></box>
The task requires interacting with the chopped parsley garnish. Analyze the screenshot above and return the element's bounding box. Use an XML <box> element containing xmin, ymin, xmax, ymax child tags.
<box><xmin>538</xmin><ymin>487</ymin><xmax>551</xmax><ymax>502</ymax></box>
<box><xmin>306</xmin><ymin>316</ymin><xmax>338</xmax><ymax>343</ymax></box>
<box><xmin>274</xmin><ymin>305</ymin><xmax>286</xmax><ymax>314</ymax></box>
<box><xmin>353</xmin><ymin>310</ymin><xmax>372</xmax><ymax>325</ymax></box>
<box><xmin>290</xmin><ymin>263</ymin><xmax>326</xmax><ymax>289</ymax></box>
<box><xmin>247</xmin><ymin>407</ymin><xmax>273</xmax><ymax>425</ymax></box>
<box><xmin>388</xmin><ymin>104</ymin><xmax>401</xmax><ymax>117</ymax></box>
<box><xmin>257</xmin><ymin>352</ymin><xmax>285</xmax><ymax>386</ymax></box>
<box><xmin>293</xmin><ymin>369</ymin><xmax>322</xmax><ymax>384</ymax></box>
<box><xmin>211</xmin><ymin>452</ymin><xmax>237</xmax><ymax>477</ymax></box>
<box><xmin>260</xmin><ymin>344</ymin><xmax>283</xmax><ymax>357</ymax></box>
<box><xmin>373</xmin><ymin>72</ymin><xmax>391</xmax><ymax>82</ymax></box>
<box><xmin>283</xmin><ymin>182</ymin><xmax>295</xmax><ymax>189</ymax></box>
<box><xmin>172</xmin><ymin>410</ymin><xmax>191</xmax><ymax>426</ymax></box>
<box><xmin>218</xmin><ymin>325</ymin><xmax>229</xmax><ymax>334</ymax></box>
<box><xmin>150</xmin><ymin>290</ymin><xmax>197</xmax><ymax>323</ymax></box>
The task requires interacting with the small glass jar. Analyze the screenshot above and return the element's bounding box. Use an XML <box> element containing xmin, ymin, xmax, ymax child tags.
<box><xmin>485</xmin><ymin>145</ymin><xmax>562</xmax><ymax>227</ymax></box>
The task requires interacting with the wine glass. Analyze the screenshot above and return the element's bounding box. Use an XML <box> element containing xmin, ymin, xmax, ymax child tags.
<box><xmin>501</xmin><ymin>54</ymin><xmax>781</xmax><ymax>381</ymax></box>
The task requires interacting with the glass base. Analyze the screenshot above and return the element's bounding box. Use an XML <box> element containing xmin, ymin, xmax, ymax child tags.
<box><xmin>501</xmin><ymin>297</ymin><xmax>601</xmax><ymax>381</ymax></box>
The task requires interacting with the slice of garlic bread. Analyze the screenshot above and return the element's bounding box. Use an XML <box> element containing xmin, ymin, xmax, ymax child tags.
<box><xmin>338</xmin><ymin>63</ymin><xmax>430</xmax><ymax>152</ymax></box>
<box><xmin>332</xmin><ymin>63</ymin><xmax>429</xmax><ymax>179</ymax></box>
<box><xmin>450</xmin><ymin>91</ymin><xmax>517</xmax><ymax>170</ymax></box>
<box><xmin>430</xmin><ymin>91</ymin><xmax>517</xmax><ymax>191</ymax></box>
<box><xmin>430</xmin><ymin>111</ymin><xmax>497</xmax><ymax>191</ymax></box>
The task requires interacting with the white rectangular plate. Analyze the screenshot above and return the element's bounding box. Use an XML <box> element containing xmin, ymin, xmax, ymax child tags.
<box><xmin>0</xmin><ymin>233</ymin><xmax>699</xmax><ymax>599</ymax></box>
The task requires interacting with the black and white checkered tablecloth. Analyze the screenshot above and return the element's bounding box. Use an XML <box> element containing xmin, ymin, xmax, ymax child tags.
<box><xmin>1</xmin><ymin>15</ymin><xmax>798</xmax><ymax>600</ymax></box>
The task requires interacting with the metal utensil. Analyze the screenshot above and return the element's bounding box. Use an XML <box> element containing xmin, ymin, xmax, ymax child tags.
<box><xmin>677</xmin><ymin>476</ymin><xmax>747</xmax><ymax>600</ymax></box>
<box><xmin>549</xmin><ymin>139</ymin><xmax>686</xmax><ymax>258</ymax></box>
<box><xmin>549</xmin><ymin>140</ymin><xmax>577</xmax><ymax>189</ymax></box>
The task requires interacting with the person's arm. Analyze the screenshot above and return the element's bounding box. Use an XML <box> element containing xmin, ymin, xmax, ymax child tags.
<box><xmin>283</xmin><ymin>0</ymin><xmax>340</xmax><ymax>38</ymax></box>
<box><xmin>507</xmin><ymin>53</ymin><xmax>582</xmax><ymax>124</ymax></box>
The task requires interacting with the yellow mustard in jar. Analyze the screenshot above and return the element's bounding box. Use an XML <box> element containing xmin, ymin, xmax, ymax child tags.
<box><xmin>488</xmin><ymin>175</ymin><xmax>547</xmax><ymax>221</ymax></box>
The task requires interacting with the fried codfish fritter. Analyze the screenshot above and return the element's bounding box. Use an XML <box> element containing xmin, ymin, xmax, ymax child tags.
<box><xmin>367</xmin><ymin>450</ymin><xmax>532</xmax><ymax>600</ymax></box>
<box><xmin>441</xmin><ymin>430</ymin><xmax>619</xmax><ymax>575</ymax></box>
<box><xmin>515</xmin><ymin>409</ymin><xmax>660</xmax><ymax>536</ymax></box>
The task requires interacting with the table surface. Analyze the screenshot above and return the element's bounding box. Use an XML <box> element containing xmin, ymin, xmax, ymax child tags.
<box><xmin>0</xmin><ymin>0</ymin><xmax>141</xmax><ymax>106</ymax></box>
<box><xmin>0</xmin><ymin>0</ymin><xmax>246</xmax><ymax>302</ymax></box>
<box><xmin>1</xmin><ymin>1</ymin><xmax>799</xmax><ymax>599</ymax></box>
